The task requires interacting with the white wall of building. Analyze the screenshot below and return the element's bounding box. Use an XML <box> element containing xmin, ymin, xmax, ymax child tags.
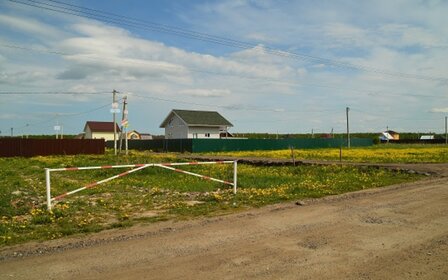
<box><xmin>84</xmin><ymin>126</ymin><xmax>118</xmax><ymax>141</ymax></box>
<box><xmin>164</xmin><ymin>114</ymin><xmax>188</xmax><ymax>139</ymax></box>
<box><xmin>84</xmin><ymin>126</ymin><xmax>93</xmax><ymax>139</ymax></box>
<box><xmin>91</xmin><ymin>132</ymin><xmax>119</xmax><ymax>141</ymax></box>
<box><xmin>163</xmin><ymin>114</ymin><xmax>230</xmax><ymax>139</ymax></box>
<box><xmin>187</xmin><ymin>126</ymin><xmax>221</xmax><ymax>139</ymax></box>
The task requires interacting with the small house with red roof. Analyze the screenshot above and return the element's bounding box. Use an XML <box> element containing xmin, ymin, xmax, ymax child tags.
<box><xmin>83</xmin><ymin>121</ymin><xmax>120</xmax><ymax>141</ymax></box>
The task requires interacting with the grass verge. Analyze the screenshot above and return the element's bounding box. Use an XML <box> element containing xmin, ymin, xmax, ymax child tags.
<box><xmin>204</xmin><ymin>144</ymin><xmax>448</xmax><ymax>163</ymax></box>
<box><xmin>0</xmin><ymin>150</ymin><xmax>422</xmax><ymax>246</ymax></box>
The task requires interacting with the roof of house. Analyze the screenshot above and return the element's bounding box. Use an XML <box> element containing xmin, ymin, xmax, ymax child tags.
<box><xmin>385</xmin><ymin>130</ymin><xmax>399</xmax><ymax>135</ymax></box>
<box><xmin>379</xmin><ymin>132</ymin><xmax>393</xmax><ymax>140</ymax></box>
<box><xmin>84</xmin><ymin>121</ymin><xmax>120</xmax><ymax>132</ymax></box>
<box><xmin>160</xmin><ymin>109</ymin><xmax>233</xmax><ymax>128</ymax></box>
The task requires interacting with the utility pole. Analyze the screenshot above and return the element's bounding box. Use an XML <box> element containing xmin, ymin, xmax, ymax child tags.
<box><xmin>445</xmin><ymin>116</ymin><xmax>447</xmax><ymax>145</ymax></box>
<box><xmin>10</xmin><ymin>127</ymin><xmax>13</xmax><ymax>137</ymax></box>
<box><xmin>25</xmin><ymin>124</ymin><xmax>29</xmax><ymax>139</ymax></box>
<box><xmin>119</xmin><ymin>96</ymin><xmax>128</xmax><ymax>155</ymax></box>
<box><xmin>112</xmin><ymin>89</ymin><xmax>118</xmax><ymax>155</ymax></box>
<box><xmin>346</xmin><ymin>107</ymin><xmax>350</xmax><ymax>148</ymax></box>
<box><xmin>55</xmin><ymin>120</ymin><xmax>59</xmax><ymax>139</ymax></box>
<box><xmin>124</xmin><ymin>96</ymin><xmax>128</xmax><ymax>155</ymax></box>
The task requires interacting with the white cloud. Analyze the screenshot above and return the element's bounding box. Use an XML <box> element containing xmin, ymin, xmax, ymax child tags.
<box><xmin>246</xmin><ymin>32</ymin><xmax>277</xmax><ymax>43</ymax></box>
<box><xmin>430</xmin><ymin>107</ymin><xmax>448</xmax><ymax>113</ymax></box>
<box><xmin>179</xmin><ymin>89</ymin><xmax>231</xmax><ymax>97</ymax></box>
<box><xmin>2</xmin><ymin>0</ymin><xmax>448</xmax><ymax>134</ymax></box>
<box><xmin>55</xmin><ymin>22</ymin><xmax>299</xmax><ymax>86</ymax></box>
<box><xmin>0</xmin><ymin>69</ymin><xmax>55</xmax><ymax>86</ymax></box>
<box><xmin>322</xmin><ymin>22</ymin><xmax>367</xmax><ymax>47</ymax></box>
<box><xmin>377</xmin><ymin>24</ymin><xmax>447</xmax><ymax>49</ymax></box>
<box><xmin>0</xmin><ymin>14</ymin><xmax>65</xmax><ymax>40</ymax></box>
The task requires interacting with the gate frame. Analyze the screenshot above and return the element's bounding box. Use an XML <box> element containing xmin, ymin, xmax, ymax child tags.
<box><xmin>45</xmin><ymin>161</ymin><xmax>237</xmax><ymax>211</ymax></box>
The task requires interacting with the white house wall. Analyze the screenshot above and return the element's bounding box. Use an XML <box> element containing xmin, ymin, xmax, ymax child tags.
<box><xmin>188</xmin><ymin>126</ymin><xmax>220</xmax><ymax>139</ymax></box>
<box><xmin>164</xmin><ymin>114</ymin><xmax>188</xmax><ymax>139</ymax></box>
<box><xmin>163</xmin><ymin>113</ymin><xmax>227</xmax><ymax>139</ymax></box>
<box><xmin>84</xmin><ymin>127</ymin><xmax>93</xmax><ymax>139</ymax></box>
<box><xmin>84</xmin><ymin>127</ymin><xmax>118</xmax><ymax>140</ymax></box>
<box><xmin>91</xmin><ymin>132</ymin><xmax>119</xmax><ymax>141</ymax></box>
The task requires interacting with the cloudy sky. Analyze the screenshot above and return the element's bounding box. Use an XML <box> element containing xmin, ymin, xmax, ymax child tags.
<box><xmin>0</xmin><ymin>0</ymin><xmax>447</xmax><ymax>136</ymax></box>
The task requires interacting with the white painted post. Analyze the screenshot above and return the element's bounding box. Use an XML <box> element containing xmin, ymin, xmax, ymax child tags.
<box><xmin>233</xmin><ymin>161</ymin><xmax>237</xmax><ymax>194</ymax></box>
<box><xmin>45</xmin><ymin>168</ymin><xmax>52</xmax><ymax>211</ymax></box>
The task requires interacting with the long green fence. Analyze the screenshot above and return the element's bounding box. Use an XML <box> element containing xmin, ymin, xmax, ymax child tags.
<box><xmin>191</xmin><ymin>138</ymin><xmax>372</xmax><ymax>152</ymax></box>
<box><xmin>107</xmin><ymin>138</ymin><xmax>372</xmax><ymax>153</ymax></box>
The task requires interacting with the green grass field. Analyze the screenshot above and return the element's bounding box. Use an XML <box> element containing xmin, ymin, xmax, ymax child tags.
<box><xmin>0</xmin><ymin>148</ymin><xmax>425</xmax><ymax>246</ymax></box>
<box><xmin>204</xmin><ymin>144</ymin><xmax>448</xmax><ymax>163</ymax></box>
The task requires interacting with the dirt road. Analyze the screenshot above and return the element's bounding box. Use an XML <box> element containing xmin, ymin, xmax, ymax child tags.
<box><xmin>0</xmin><ymin>165</ymin><xmax>447</xmax><ymax>279</ymax></box>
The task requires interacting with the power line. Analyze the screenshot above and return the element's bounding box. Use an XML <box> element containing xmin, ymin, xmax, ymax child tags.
<box><xmin>4</xmin><ymin>98</ymin><xmax>123</xmax><ymax>133</ymax></box>
<box><xmin>0</xmin><ymin>91</ymin><xmax>111</xmax><ymax>95</ymax></box>
<box><xmin>8</xmin><ymin>0</ymin><xmax>448</xmax><ymax>83</ymax></box>
<box><xmin>131</xmin><ymin>93</ymin><xmax>341</xmax><ymax>114</ymax></box>
<box><xmin>350</xmin><ymin>108</ymin><xmax>441</xmax><ymax>121</ymax></box>
<box><xmin>1</xmin><ymin>42</ymin><xmax>445</xmax><ymax>100</ymax></box>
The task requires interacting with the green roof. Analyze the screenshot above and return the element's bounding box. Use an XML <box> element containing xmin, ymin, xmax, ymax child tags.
<box><xmin>160</xmin><ymin>109</ymin><xmax>233</xmax><ymax>127</ymax></box>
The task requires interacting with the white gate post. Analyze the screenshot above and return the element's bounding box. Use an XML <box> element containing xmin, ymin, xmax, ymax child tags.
<box><xmin>45</xmin><ymin>168</ymin><xmax>52</xmax><ymax>211</ymax></box>
<box><xmin>233</xmin><ymin>160</ymin><xmax>237</xmax><ymax>194</ymax></box>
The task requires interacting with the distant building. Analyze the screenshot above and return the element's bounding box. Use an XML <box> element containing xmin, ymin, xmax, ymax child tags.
<box><xmin>160</xmin><ymin>109</ymin><xmax>233</xmax><ymax>139</ymax></box>
<box><xmin>420</xmin><ymin>135</ymin><xmax>435</xmax><ymax>140</ymax></box>
<box><xmin>379</xmin><ymin>130</ymin><xmax>399</xmax><ymax>141</ymax></box>
<box><xmin>83</xmin><ymin>121</ymin><xmax>120</xmax><ymax>141</ymax></box>
<box><xmin>74</xmin><ymin>133</ymin><xmax>85</xmax><ymax>139</ymax></box>
<box><xmin>122</xmin><ymin>130</ymin><xmax>154</xmax><ymax>140</ymax></box>
<box><xmin>140</xmin><ymin>133</ymin><xmax>153</xmax><ymax>140</ymax></box>
<box><xmin>127</xmin><ymin>130</ymin><xmax>141</xmax><ymax>140</ymax></box>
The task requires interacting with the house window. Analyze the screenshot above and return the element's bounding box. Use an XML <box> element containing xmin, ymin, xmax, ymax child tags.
<box><xmin>205</xmin><ymin>133</ymin><xmax>210</xmax><ymax>137</ymax></box>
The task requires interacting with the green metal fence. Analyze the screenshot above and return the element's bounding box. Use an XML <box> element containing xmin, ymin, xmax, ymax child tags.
<box><xmin>191</xmin><ymin>138</ymin><xmax>372</xmax><ymax>152</ymax></box>
<box><xmin>108</xmin><ymin>138</ymin><xmax>372</xmax><ymax>153</ymax></box>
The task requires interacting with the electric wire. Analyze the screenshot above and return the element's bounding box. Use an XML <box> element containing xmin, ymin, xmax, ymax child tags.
<box><xmin>131</xmin><ymin>93</ymin><xmax>341</xmax><ymax>114</ymax></box>
<box><xmin>8</xmin><ymin>0</ymin><xmax>448</xmax><ymax>83</ymax></box>
<box><xmin>0</xmin><ymin>91</ymin><xmax>111</xmax><ymax>95</ymax></box>
<box><xmin>3</xmin><ymin>0</ymin><xmax>446</xmax><ymax>132</ymax></box>
<box><xmin>5</xmin><ymin>97</ymin><xmax>124</xmax><ymax>134</ymax></box>
<box><xmin>1</xmin><ymin>42</ymin><xmax>445</xmax><ymax>100</ymax></box>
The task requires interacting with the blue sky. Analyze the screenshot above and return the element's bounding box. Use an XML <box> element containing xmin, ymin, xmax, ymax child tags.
<box><xmin>0</xmin><ymin>0</ymin><xmax>447</xmax><ymax>136</ymax></box>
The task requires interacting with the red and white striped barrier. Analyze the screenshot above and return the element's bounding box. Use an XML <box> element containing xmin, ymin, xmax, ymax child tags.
<box><xmin>45</xmin><ymin>161</ymin><xmax>237</xmax><ymax>211</ymax></box>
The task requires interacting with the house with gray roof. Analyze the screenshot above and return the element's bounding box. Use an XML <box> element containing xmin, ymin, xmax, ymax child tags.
<box><xmin>160</xmin><ymin>109</ymin><xmax>233</xmax><ymax>139</ymax></box>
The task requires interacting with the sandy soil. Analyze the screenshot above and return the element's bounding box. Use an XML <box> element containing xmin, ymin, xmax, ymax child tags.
<box><xmin>0</xmin><ymin>163</ymin><xmax>447</xmax><ymax>279</ymax></box>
